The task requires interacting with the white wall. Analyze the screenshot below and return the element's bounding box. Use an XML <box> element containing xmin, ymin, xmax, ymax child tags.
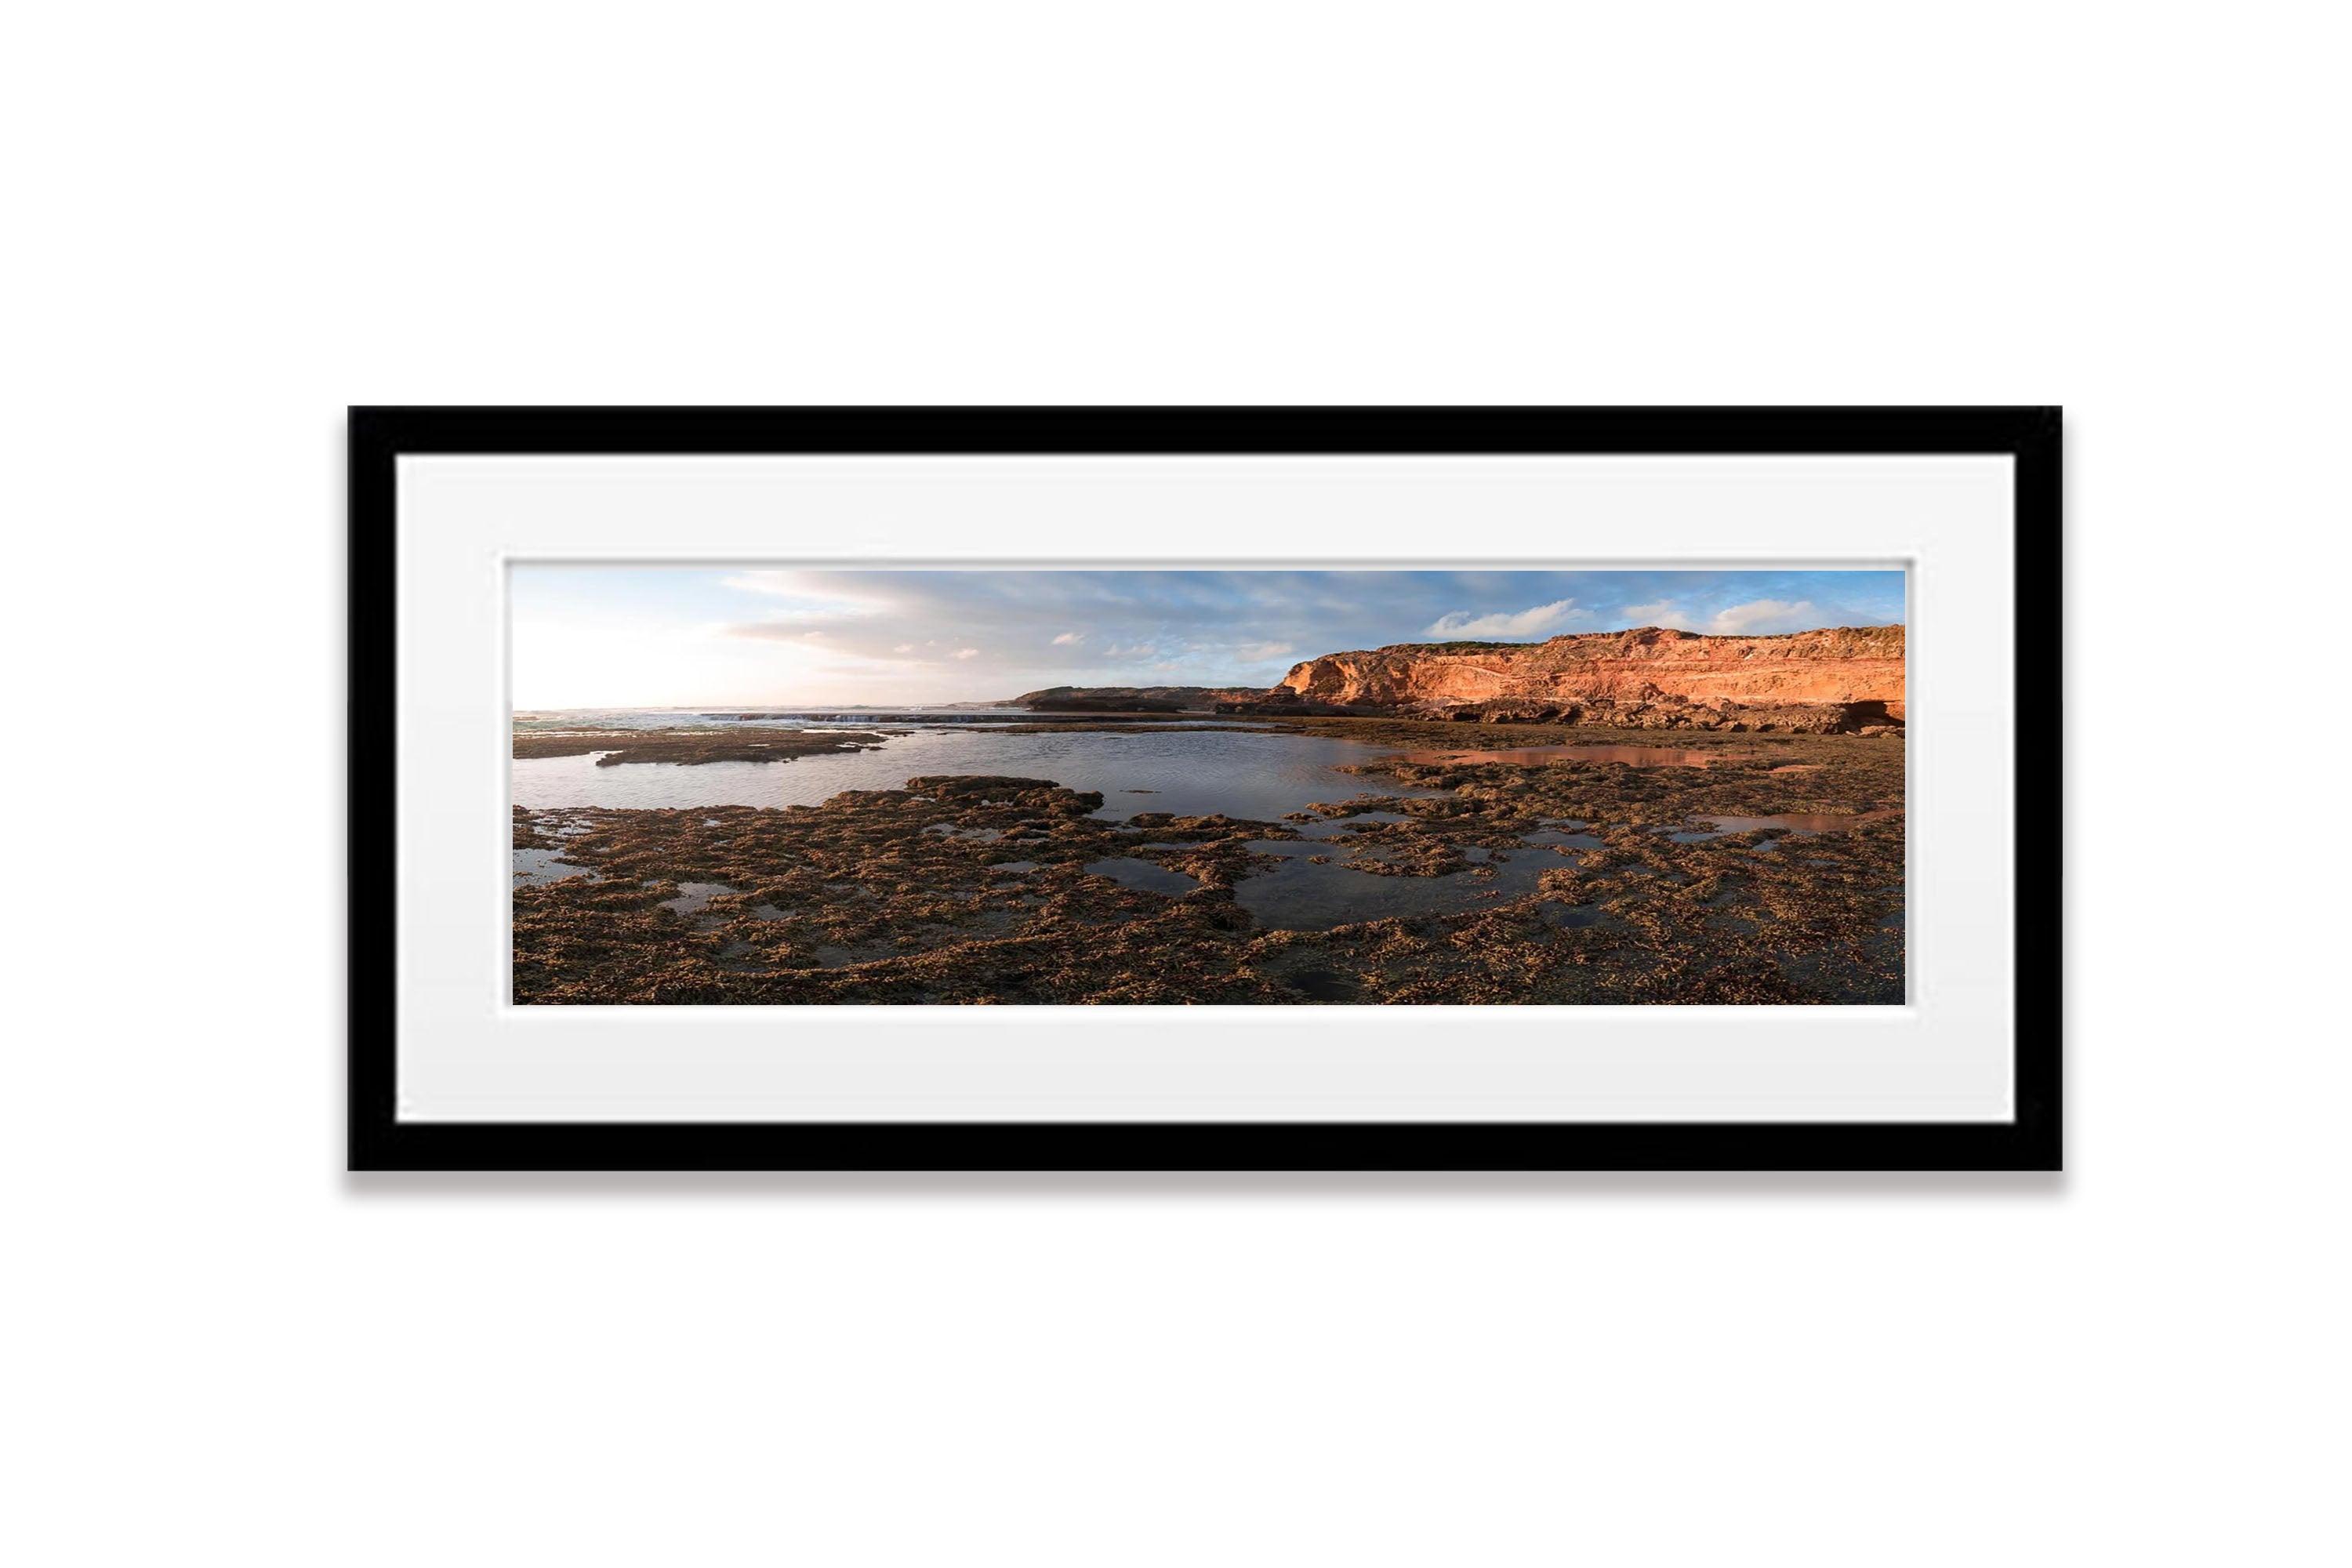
<box><xmin>6</xmin><ymin>5</ymin><xmax>2342</xmax><ymax>1564</ymax></box>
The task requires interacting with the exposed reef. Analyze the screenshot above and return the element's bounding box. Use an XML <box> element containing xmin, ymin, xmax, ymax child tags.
<box><xmin>510</xmin><ymin>729</ymin><xmax>892</xmax><ymax>765</ymax></box>
<box><xmin>513</xmin><ymin>729</ymin><xmax>1905</xmax><ymax>1005</ymax></box>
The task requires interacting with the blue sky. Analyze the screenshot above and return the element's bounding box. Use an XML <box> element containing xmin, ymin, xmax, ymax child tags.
<box><xmin>510</xmin><ymin>568</ymin><xmax>1905</xmax><ymax>708</ymax></box>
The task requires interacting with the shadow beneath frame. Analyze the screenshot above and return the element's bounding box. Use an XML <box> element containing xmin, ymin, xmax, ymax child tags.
<box><xmin>343</xmin><ymin>1168</ymin><xmax>2067</xmax><ymax>1200</ymax></box>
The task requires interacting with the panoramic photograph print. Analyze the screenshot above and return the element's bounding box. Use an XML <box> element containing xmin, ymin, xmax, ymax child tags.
<box><xmin>511</xmin><ymin>568</ymin><xmax>1907</xmax><ymax>1006</ymax></box>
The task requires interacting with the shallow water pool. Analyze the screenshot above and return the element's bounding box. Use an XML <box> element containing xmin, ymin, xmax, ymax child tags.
<box><xmin>513</xmin><ymin>727</ymin><xmax>1444</xmax><ymax>821</ymax></box>
<box><xmin>1232</xmin><ymin>840</ymin><xmax>1564</xmax><ymax>931</ymax></box>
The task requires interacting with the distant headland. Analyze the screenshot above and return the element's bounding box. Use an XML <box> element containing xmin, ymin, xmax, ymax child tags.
<box><xmin>1001</xmin><ymin>626</ymin><xmax>1905</xmax><ymax>734</ymax></box>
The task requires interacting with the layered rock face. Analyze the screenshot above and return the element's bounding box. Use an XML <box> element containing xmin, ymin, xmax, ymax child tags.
<box><xmin>1246</xmin><ymin>625</ymin><xmax>1905</xmax><ymax>731</ymax></box>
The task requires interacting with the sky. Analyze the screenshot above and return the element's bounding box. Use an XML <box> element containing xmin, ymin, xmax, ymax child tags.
<box><xmin>510</xmin><ymin>568</ymin><xmax>1905</xmax><ymax>709</ymax></box>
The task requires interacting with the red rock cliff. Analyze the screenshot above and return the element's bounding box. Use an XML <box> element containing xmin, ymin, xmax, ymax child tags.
<box><xmin>1272</xmin><ymin>625</ymin><xmax>1905</xmax><ymax>728</ymax></box>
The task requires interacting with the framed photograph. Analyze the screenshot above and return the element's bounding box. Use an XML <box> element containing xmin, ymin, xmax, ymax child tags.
<box><xmin>350</xmin><ymin>407</ymin><xmax>2060</xmax><ymax>1171</ymax></box>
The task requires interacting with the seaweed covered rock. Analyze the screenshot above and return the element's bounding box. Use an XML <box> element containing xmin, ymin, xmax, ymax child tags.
<box><xmin>904</xmin><ymin>775</ymin><xmax>1106</xmax><ymax>813</ymax></box>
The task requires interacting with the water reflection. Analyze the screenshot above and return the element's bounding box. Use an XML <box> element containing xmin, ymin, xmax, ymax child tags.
<box><xmin>659</xmin><ymin>881</ymin><xmax>739</xmax><ymax>916</ymax></box>
<box><xmin>514</xmin><ymin>728</ymin><xmax>1440</xmax><ymax>820</ymax></box>
<box><xmin>1522</xmin><ymin>826</ymin><xmax>1605</xmax><ymax>850</ymax></box>
<box><xmin>1233</xmin><ymin>840</ymin><xmax>1560</xmax><ymax>931</ymax></box>
<box><xmin>513</xmin><ymin>848</ymin><xmax>600</xmax><ymax>886</ymax></box>
<box><xmin>1294</xmin><ymin>810</ymin><xmax>1414</xmax><ymax>839</ymax></box>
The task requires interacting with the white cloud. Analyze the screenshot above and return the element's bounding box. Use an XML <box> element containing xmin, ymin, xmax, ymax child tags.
<box><xmin>892</xmin><ymin>643</ymin><xmax>916</xmax><ymax>653</ymax></box>
<box><xmin>717</xmin><ymin>572</ymin><xmax>891</xmax><ymax>626</ymax></box>
<box><xmin>951</xmin><ymin>648</ymin><xmax>980</xmax><ymax>659</ymax></box>
<box><xmin>717</xmin><ymin>571</ymin><xmax>811</xmax><ymax>596</ymax></box>
<box><xmin>1617</xmin><ymin>600</ymin><xmax>1693</xmax><ymax>629</ymax></box>
<box><xmin>1105</xmin><ymin>644</ymin><xmax>1156</xmax><ymax>659</ymax></box>
<box><xmin>719</xmin><ymin>571</ymin><xmax>874</xmax><ymax>602</ymax></box>
<box><xmin>727</xmin><ymin>622</ymin><xmax>844</xmax><ymax>643</ymax></box>
<box><xmin>724</xmin><ymin>608</ymin><xmax>873</xmax><ymax>636</ymax></box>
<box><xmin>1424</xmin><ymin>599</ymin><xmax>1588</xmax><ymax>639</ymax></box>
<box><xmin>1236</xmin><ymin>641</ymin><xmax>1296</xmax><ymax>662</ymax></box>
<box><xmin>1051</xmin><ymin>631</ymin><xmax>1084</xmax><ymax>645</ymax></box>
<box><xmin>1612</xmin><ymin>598</ymin><xmax>1845</xmax><ymax>635</ymax></box>
<box><xmin>727</xmin><ymin>622</ymin><xmax>818</xmax><ymax>643</ymax></box>
<box><xmin>1704</xmin><ymin>598</ymin><xmax>1820</xmax><ymax>635</ymax></box>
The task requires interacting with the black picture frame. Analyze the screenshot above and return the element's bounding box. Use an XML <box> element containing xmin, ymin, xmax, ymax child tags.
<box><xmin>350</xmin><ymin>406</ymin><xmax>2061</xmax><ymax>1172</ymax></box>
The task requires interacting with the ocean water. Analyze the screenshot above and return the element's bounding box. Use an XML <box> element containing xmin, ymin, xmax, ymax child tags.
<box><xmin>511</xmin><ymin>725</ymin><xmax>1443</xmax><ymax>821</ymax></box>
<box><xmin>510</xmin><ymin>706</ymin><xmax>1254</xmax><ymax>734</ymax></box>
